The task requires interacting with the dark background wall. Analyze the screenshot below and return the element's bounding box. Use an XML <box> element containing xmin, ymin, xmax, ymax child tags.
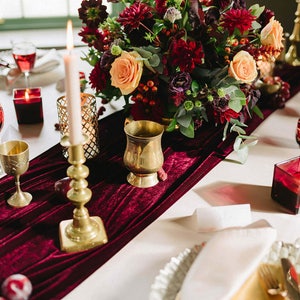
<box><xmin>247</xmin><ymin>0</ymin><xmax>297</xmax><ymax>35</ymax></box>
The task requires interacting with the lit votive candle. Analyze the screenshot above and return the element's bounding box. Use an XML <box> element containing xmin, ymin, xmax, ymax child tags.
<box><xmin>13</xmin><ymin>87</ymin><xmax>44</xmax><ymax>124</ymax></box>
<box><xmin>271</xmin><ymin>156</ymin><xmax>300</xmax><ymax>214</ymax></box>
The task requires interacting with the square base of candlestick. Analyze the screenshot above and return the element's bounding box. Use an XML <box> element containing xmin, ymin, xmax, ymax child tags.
<box><xmin>59</xmin><ymin>217</ymin><xmax>108</xmax><ymax>253</ymax></box>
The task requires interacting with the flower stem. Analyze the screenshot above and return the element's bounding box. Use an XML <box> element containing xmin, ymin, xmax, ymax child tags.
<box><xmin>139</xmin><ymin>22</ymin><xmax>161</xmax><ymax>45</ymax></box>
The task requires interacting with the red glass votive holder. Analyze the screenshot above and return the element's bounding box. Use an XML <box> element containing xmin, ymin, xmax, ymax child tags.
<box><xmin>13</xmin><ymin>88</ymin><xmax>43</xmax><ymax>124</ymax></box>
<box><xmin>271</xmin><ymin>156</ymin><xmax>300</xmax><ymax>214</ymax></box>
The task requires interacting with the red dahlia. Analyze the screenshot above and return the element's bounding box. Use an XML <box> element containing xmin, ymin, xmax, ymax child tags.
<box><xmin>89</xmin><ymin>62</ymin><xmax>109</xmax><ymax>93</ymax></box>
<box><xmin>117</xmin><ymin>2</ymin><xmax>153</xmax><ymax>31</ymax></box>
<box><xmin>79</xmin><ymin>27</ymin><xmax>106</xmax><ymax>51</ymax></box>
<box><xmin>221</xmin><ymin>8</ymin><xmax>255</xmax><ymax>35</ymax></box>
<box><xmin>170</xmin><ymin>39</ymin><xmax>204</xmax><ymax>73</ymax></box>
<box><xmin>155</xmin><ymin>0</ymin><xmax>168</xmax><ymax>17</ymax></box>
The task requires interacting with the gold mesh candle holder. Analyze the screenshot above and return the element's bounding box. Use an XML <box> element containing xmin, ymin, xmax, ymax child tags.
<box><xmin>57</xmin><ymin>93</ymin><xmax>100</xmax><ymax>159</ymax></box>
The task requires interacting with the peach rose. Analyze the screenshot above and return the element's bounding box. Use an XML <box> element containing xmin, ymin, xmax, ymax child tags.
<box><xmin>228</xmin><ymin>50</ymin><xmax>258</xmax><ymax>83</ymax></box>
<box><xmin>110</xmin><ymin>51</ymin><xmax>143</xmax><ymax>95</ymax></box>
<box><xmin>260</xmin><ymin>17</ymin><xmax>283</xmax><ymax>50</ymax></box>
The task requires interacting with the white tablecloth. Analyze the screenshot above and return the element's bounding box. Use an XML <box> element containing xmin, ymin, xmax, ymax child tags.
<box><xmin>64</xmin><ymin>90</ymin><xmax>300</xmax><ymax>300</ymax></box>
<box><xmin>1</xmin><ymin>48</ymin><xmax>300</xmax><ymax>299</ymax></box>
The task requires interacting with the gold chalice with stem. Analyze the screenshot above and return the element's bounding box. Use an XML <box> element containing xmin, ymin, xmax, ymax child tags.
<box><xmin>0</xmin><ymin>140</ymin><xmax>32</xmax><ymax>207</ymax></box>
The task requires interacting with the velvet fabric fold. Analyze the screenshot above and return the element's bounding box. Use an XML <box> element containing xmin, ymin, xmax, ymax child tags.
<box><xmin>0</xmin><ymin>66</ymin><xmax>299</xmax><ymax>299</ymax></box>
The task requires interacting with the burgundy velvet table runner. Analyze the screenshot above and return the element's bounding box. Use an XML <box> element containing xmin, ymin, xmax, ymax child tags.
<box><xmin>0</xmin><ymin>65</ymin><xmax>299</xmax><ymax>299</ymax></box>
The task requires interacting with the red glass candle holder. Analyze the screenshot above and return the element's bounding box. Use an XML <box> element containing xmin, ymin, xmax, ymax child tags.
<box><xmin>13</xmin><ymin>88</ymin><xmax>43</xmax><ymax>124</ymax></box>
<box><xmin>271</xmin><ymin>156</ymin><xmax>300</xmax><ymax>214</ymax></box>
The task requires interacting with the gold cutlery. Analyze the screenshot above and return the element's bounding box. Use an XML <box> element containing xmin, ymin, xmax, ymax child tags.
<box><xmin>258</xmin><ymin>263</ymin><xmax>288</xmax><ymax>298</ymax></box>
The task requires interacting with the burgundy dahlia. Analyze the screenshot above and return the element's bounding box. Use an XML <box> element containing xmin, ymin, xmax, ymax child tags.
<box><xmin>89</xmin><ymin>62</ymin><xmax>109</xmax><ymax>93</ymax></box>
<box><xmin>155</xmin><ymin>0</ymin><xmax>168</xmax><ymax>17</ymax></box>
<box><xmin>79</xmin><ymin>27</ymin><xmax>106</xmax><ymax>51</ymax></box>
<box><xmin>170</xmin><ymin>39</ymin><xmax>204</xmax><ymax>73</ymax></box>
<box><xmin>221</xmin><ymin>8</ymin><xmax>256</xmax><ymax>35</ymax></box>
<box><xmin>117</xmin><ymin>2</ymin><xmax>153</xmax><ymax>32</ymax></box>
<box><xmin>78</xmin><ymin>0</ymin><xmax>108</xmax><ymax>28</ymax></box>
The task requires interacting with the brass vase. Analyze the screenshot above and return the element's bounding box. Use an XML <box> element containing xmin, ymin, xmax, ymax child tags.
<box><xmin>123</xmin><ymin>120</ymin><xmax>164</xmax><ymax>188</ymax></box>
<box><xmin>285</xmin><ymin>0</ymin><xmax>300</xmax><ymax>66</ymax></box>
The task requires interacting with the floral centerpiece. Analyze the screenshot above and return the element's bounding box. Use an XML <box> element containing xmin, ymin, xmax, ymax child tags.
<box><xmin>78</xmin><ymin>0</ymin><xmax>284</xmax><ymax>162</ymax></box>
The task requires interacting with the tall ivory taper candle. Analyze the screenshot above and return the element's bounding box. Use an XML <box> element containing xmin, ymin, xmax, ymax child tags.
<box><xmin>63</xmin><ymin>20</ymin><xmax>82</xmax><ymax>145</ymax></box>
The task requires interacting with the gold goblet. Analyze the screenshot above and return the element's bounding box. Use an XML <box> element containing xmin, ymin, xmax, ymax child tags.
<box><xmin>0</xmin><ymin>140</ymin><xmax>32</xmax><ymax>207</ymax></box>
<box><xmin>123</xmin><ymin>120</ymin><xmax>164</xmax><ymax>188</ymax></box>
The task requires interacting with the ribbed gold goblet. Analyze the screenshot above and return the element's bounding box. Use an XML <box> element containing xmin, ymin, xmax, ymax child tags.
<box><xmin>123</xmin><ymin>120</ymin><xmax>164</xmax><ymax>188</ymax></box>
<box><xmin>0</xmin><ymin>140</ymin><xmax>32</xmax><ymax>207</ymax></box>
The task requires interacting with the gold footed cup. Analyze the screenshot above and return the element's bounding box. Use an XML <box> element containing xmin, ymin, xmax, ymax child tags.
<box><xmin>123</xmin><ymin>120</ymin><xmax>164</xmax><ymax>188</ymax></box>
<box><xmin>0</xmin><ymin>140</ymin><xmax>32</xmax><ymax>208</ymax></box>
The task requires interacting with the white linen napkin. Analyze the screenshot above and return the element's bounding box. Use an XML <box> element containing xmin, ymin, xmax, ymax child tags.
<box><xmin>180</xmin><ymin>219</ymin><xmax>276</xmax><ymax>300</ymax></box>
<box><xmin>32</xmin><ymin>49</ymin><xmax>61</xmax><ymax>73</ymax></box>
<box><xmin>176</xmin><ymin>204</ymin><xmax>252</xmax><ymax>232</ymax></box>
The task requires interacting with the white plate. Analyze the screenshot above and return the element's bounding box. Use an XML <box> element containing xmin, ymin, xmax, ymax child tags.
<box><xmin>149</xmin><ymin>240</ymin><xmax>300</xmax><ymax>300</ymax></box>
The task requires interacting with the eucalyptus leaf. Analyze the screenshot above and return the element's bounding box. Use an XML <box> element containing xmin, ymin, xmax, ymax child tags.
<box><xmin>232</xmin><ymin>89</ymin><xmax>246</xmax><ymax>103</ymax></box>
<box><xmin>223</xmin><ymin>121</ymin><xmax>230</xmax><ymax>141</ymax></box>
<box><xmin>143</xmin><ymin>60</ymin><xmax>156</xmax><ymax>73</ymax></box>
<box><xmin>251</xmin><ymin>21</ymin><xmax>261</xmax><ymax>31</ymax></box>
<box><xmin>229</xmin><ymin>99</ymin><xmax>243</xmax><ymax>113</ymax></box>
<box><xmin>249</xmin><ymin>4</ymin><xmax>265</xmax><ymax>18</ymax></box>
<box><xmin>230</xmin><ymin>125</ymin><xmax>246</xmax><ymax>135</ymax></box>
<box><xmin>238</xmin><ymin>135</ymin><xmax>258</xmax><ymax>141</ymax></box>
<box><xmin>245</xmin><ymin>139</ymin><xmax>258</xmax><ymax>147</ymax></box>
<box><xmin>230</xmin><ymin>118</ymin><xmax>247</xmax><ymax>127</ymax></box>
<box><xmin>154</xmin><ymin>64</ymin><xmax>164</xmax><ymax>74</ymax></box>
<box><xmin>148</xmin><ymin>54</ymin><xmax>160</xmax><ymax>67</ymax></box>
<box><xmin>236</xmin><ymin>145</ymin><xmax>249</xmax><ymax>164</ymax></box>
<box><xmin>223</xmin><ymin>85</ymin><xmax>238</xmax><ymax>95</ymax></box>
<box><xmin>153</xmin><ymin>22</ymin><xmax>165</xmax><ymax>35</ymax></box>
<box><xmin>180</xmin><ymin>122</ymin><xmax>194</xmax><ymax>138</ymax></box>
<box><xmin>233</xmin><ymin>136</ymin><xmax>242</xmax><ymax>152</ymax></box>
<box><xmin>132</xmin><ymin>47</ymin><xmax>152</xmax><ymax>59</ymax></box>
<box><xmin>229</xmin><ymin>89</ymin><xmax>246</xmax><ymax>112</ymax></box>
<box><xmin>166</xmin><ymin>118</ymin><xmax>177</xmax><ymax>132</ymax></box>
<box><xmin>252</xmin><ymin>105</ymin><xmax>264</xmax><ymax>119</ymax></box>
<box><xmin>177</xmin><ymin>113</ymin><xmax>192</xmax><ymax>128</ymax></box>
<box><xmin>177</xmin><ymin>106</ymin><xmax>187</xmax><ymax>118</ymax></box>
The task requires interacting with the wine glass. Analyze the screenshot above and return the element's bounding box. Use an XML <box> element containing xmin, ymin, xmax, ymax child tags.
<box><xmin>12</xmin><ymin>41</ymin><xmax>36</xmax><ymax>88</ymax></box>
<box><xmin>0</xmin><ymin>140</ymin><xmax>32</xmax><ymax>207</ymax></box>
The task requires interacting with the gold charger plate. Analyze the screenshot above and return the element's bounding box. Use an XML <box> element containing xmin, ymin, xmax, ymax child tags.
<box><xmin>149</xmin><ymin>241</ymin><xmax>300</xmax><ymax>300</ymax></box>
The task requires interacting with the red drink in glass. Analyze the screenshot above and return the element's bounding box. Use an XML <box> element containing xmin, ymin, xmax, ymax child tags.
<box><xmin>12</xmin><ymin>41</ymin><xmax>36</xmax><ymax>88</ymax></box>
<box><xmin>13</xmin><ymin>52</ymin><xmax>36</xmax><ymax>73</ymax></box>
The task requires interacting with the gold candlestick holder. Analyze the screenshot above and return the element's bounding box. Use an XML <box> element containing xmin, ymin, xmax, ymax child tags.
<box><xmin>285</xmin><ymin>0</ymin><xmax>300</xmax><ymax>66</ymax></box>
<box><xmin>59</xmin><ymin>135</ymin><xmax>108</xmax><ymax>253</ymax></box>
